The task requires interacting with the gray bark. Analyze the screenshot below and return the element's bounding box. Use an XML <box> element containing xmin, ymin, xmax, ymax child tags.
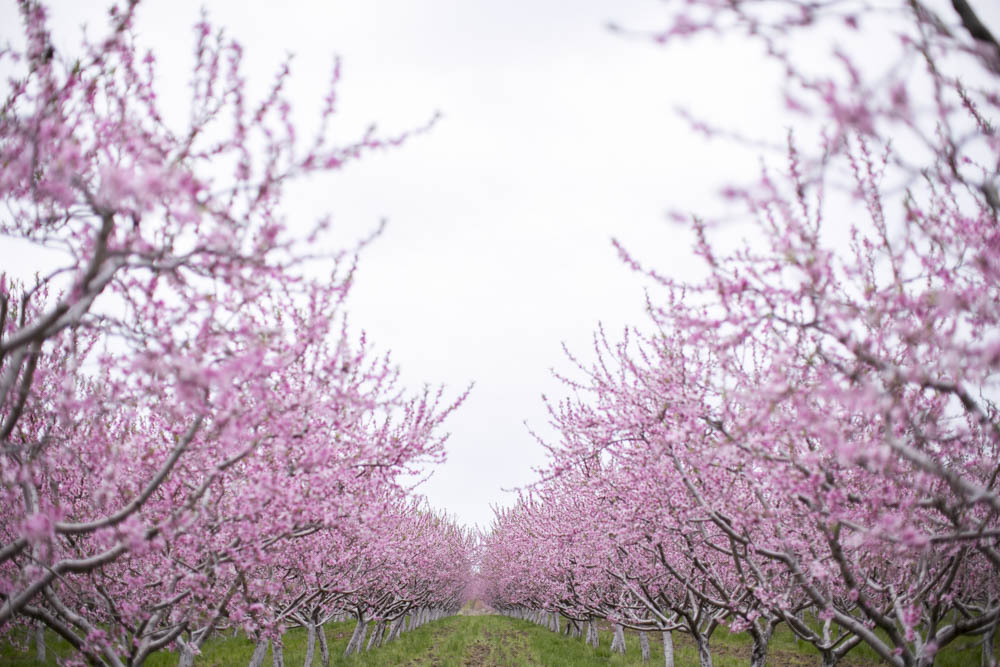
<box><xmin>34</xmin><ymin>621</ymin><xmax>45</xmax><ymax>663</ymax></box>
<box><xmin>663</xmin><ymin>630</ymin><xmax>674</xmax><ymax>667</ymax></box>
<box><xmin>343</xmin><ymin>618</ymin><xmax>366</xmax><ymax>657</ymax></box>
<box><xmin>984</xmin><ymin>623</ymin><xmax>998</xmax><ymax>667</ymax></box>
<box><xmin>354</xmin><ymin>620</ymin><xmax>368</xmax><ymax>655</ymax></box>
<box><xmin>272</xmin><ymin>636</ymin><xmax>284</xmax><ymax>667</ymax></box>
<box><xmin>640</xmin><ymin>631</ymin><xmax>650</xmax><ymax>663</ymax></box>
<box><xmin>365</xmin><ymin>621</ymin><xmax>383</xmax><ymax>651</ymax></box>
<box><xmin>586</xmin><ymin>619</ymin><xmax>599</xmax><ymax>648</ymax></box>
<box><xmin>610</xmin><ymin>623</ymin><xmax>626</xmax><ymax>654</ymax></box>
<box><xmin>695</xmin><ymin>635</ymin><xmax>712</xmax><ymax>667</ymax></box>
<box><xmin>386</xmin><ymin>617</ymin><xmax>404</xmax><ymax>643</ymax></box>
<box><xmin>177</xmin><ymin>644</ymin><xmax>195</xmax><ymax>667</ymax></box>
<box><xmin>303</xmin><ymin>622</ymin><xmax>316</xmax><ymax>666</ymax></box>
<box><xmin>318</xmin><ymin>622</ymin><xmax>330</xmax><ymax>667</ymax></box>
<box><xmin>248</xmin><ymin>638</ymin><xmax>269</xmax><ymax>667</ymax></box>
<box><xmin>749</xmin><ymin>623</ymin><xmax>773</xmax><ymax>667</ymax></box>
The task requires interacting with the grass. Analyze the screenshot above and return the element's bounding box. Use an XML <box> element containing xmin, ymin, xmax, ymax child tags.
<box><xmin>2</xmin><ymin>612</ymin><xmax>996</xmax><ymax>665</ymax></box>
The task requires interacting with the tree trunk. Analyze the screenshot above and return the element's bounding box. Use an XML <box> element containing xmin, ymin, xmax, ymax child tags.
<box><xmin>749</xmin><ymin>622</ymin><xmax>773</xmax><ymax>667</ymax></box>
<box><xmin>355</xmin><ymin>620</ymin><xmax>368</xmax><ymax>655</ymax></box>
<box><xmin>318</xmin><ymin>623</ymin><xmax>330</xmax><ymax>667</ymax></box>
<box><xmin>984</xmin><ymin>623</ymin><xmax>998</xmax><ymax>667</ymax></box>
<box><xmin>272</xmin><ymin>636</ymin><xmax>284</xmax><ymax>667</ymax></box>
<box><xmin>344</xmin><ymin>618</ymin><xmax>366</xmax><ymax>657</ymax></box>
<box><xmin>248</xmin><ymin>638</ymin><xmax>269</xmax><ymax>667</ymax></box>
<box><xmin>640</xmin><ymin>631</ymin><xmax>650</xmax><ymax>663</ymax></box>
<box><xmin>694</xmin><ymin>635</ymin><xmax>712</xmax><ymax>667</ymax></box>
<box><xmin>387</xmin><ymin>617</ymin><xmax>404</xmax><ymax>643</ymax></box>
<box><xmin>366</xmin><ymin>620</ymin><xmax>383</xmax><ymax>650</ymax></box>
<box><xmin>586</xmin><ymin>619</ymin><xmax>599</xmax><ymax>648</ymax></box>
<box><xmin>663</xmin><ymin>630</ymin><xmax>674</xmax><ymax>667</ymax></box>
<box><xmin>177</xmin><ymin>643</ymin><xmax>196</xmax><ymax>667</ymax></box>
<box><xmin>611</xmin><ymin>623</ymin><xmax>626</xmax><ymax>654</ymax></box>
<box><xmin>34</xmin><ymin>621</ymin><xmax>46</xmax><ymax>663</ymax></box>
<box><xmin>303</xmin><ymin>622</ymin><xmax>316</xmax><ymax>666</ymax></box>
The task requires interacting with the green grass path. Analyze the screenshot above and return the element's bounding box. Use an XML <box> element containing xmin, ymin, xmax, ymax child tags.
<box><xmin>3</xmin><ymin>613</ymin><xmax>994</xmax><ymax>665</ymax></box>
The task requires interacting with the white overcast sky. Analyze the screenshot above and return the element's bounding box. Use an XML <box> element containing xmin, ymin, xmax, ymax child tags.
<box><xmin>3</xmin><ymin>1</ymin><xmax>998</xmax><ymax>530</ymax></box>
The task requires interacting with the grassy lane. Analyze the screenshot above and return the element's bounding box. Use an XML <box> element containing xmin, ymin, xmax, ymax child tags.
<box><xmin>3</xmin><ymin>614</ymin><xmax>995</xmax><ymax>665</ymax></box>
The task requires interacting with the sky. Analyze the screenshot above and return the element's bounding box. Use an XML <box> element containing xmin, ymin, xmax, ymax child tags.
<box><xmin>3</xmin><ymin>1</ymin><xmax>998</xmax><ymax>531</ymax></box>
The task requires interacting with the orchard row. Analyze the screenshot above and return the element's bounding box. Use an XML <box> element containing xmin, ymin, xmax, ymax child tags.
<box><xmin>1</xmin><ymin>3</ymin><xmax>472</xmax><ymax>666</ymax></box>
<box><xmin>479</xmin><ymin>1</ymin><xmax>1000</xmax><ymax>666</ymax></box>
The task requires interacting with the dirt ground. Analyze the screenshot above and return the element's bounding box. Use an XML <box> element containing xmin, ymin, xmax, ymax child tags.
<box><xmin>458</xmin><ymin>600</ymin><xmax>498</xmax><ymax>616</ymax></box>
